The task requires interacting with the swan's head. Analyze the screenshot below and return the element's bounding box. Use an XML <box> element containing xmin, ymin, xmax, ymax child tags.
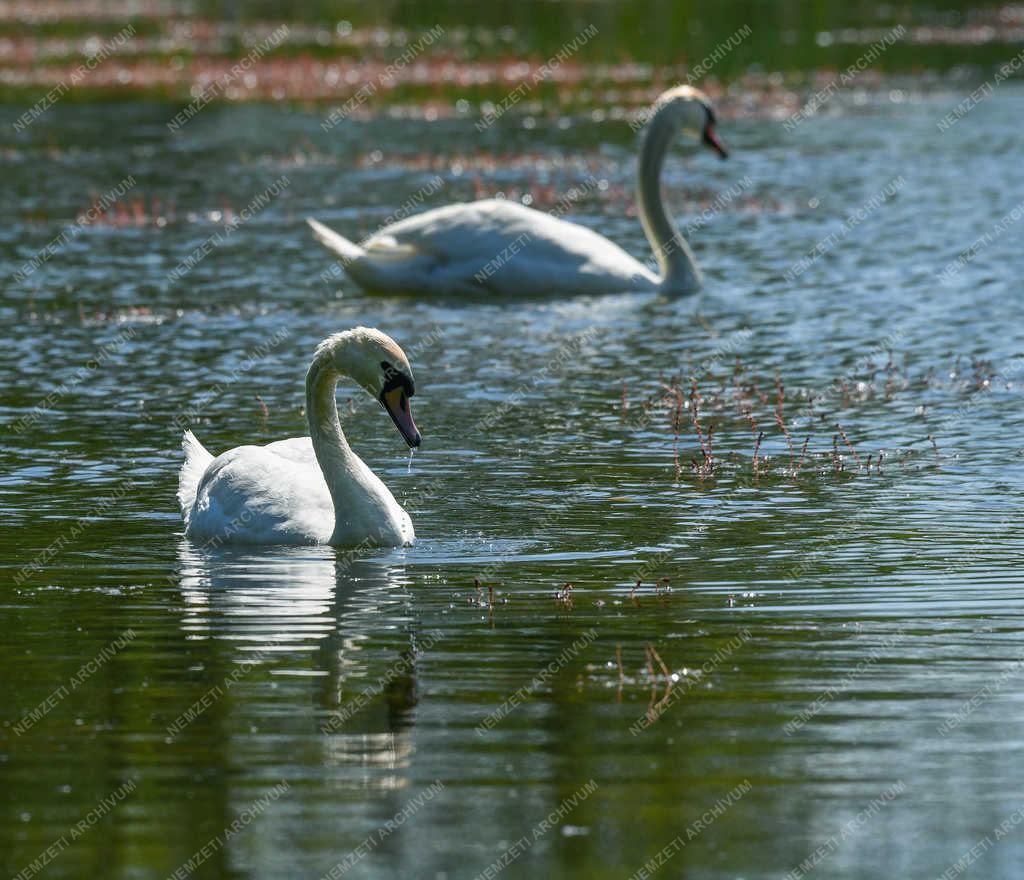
<box><xmin>650</xmin><ymin>85</ymin><xmax>728</xmax><ymax>159</ymax></box>
<box><xmin>322</xmin><ymin>327</ymin><xmax>421</xmax><ymax>448</ymax></box>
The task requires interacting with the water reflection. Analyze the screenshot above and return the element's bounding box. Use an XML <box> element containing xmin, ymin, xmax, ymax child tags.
<box><xmin>175</xmin><ymin>541</ymin><xmax>421</xmax><ymax>790</ymax></box>
<box><xmin>176</xmin><ymin>542</ymin><xmax>340</xmax><ymax>644</ymax></box>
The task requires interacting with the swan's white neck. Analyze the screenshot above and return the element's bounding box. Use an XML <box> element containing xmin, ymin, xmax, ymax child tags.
<box><xmin>637</xmin><ymin>111</ymin><xmax>702</xmax><ymax>294</ymax></box>
<box><xmin>305</xmin><ymin>353</ymin><xmax>380</xmax><ymax>544</ymax></box>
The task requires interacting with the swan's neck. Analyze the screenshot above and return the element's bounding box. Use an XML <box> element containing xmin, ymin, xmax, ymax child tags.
<box><xmin>305</xmin><ymin>355</ymin><xmax>374</xmax><ymax>541</ymax></box>
<box><xmin>637</xmin><ymin>115</ymin><xmax>701</xmax><ymax>293</ymax></box>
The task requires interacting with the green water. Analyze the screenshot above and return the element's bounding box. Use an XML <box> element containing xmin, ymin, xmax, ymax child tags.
<box><xmin>4</xmin><ymin>4</ymin><xmax>1024</xmax><ymax>879</ymax></box>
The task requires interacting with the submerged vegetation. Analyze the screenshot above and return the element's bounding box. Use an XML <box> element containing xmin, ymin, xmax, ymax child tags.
<box><xmin>617</xmin><ymin>348</ymin><xmax>1002</xmax><ymax>485</ymax></box>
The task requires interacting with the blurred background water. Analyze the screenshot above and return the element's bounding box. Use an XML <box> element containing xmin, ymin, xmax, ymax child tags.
<box><xmin>2</xmin><ymin>2</ymin><xmax>1024</xmax><ymax>878</ymax></box>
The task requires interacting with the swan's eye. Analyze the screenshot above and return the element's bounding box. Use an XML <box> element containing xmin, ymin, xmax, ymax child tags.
<box><xmin>380</xmin><ymin>360</ymin><xmax>414</xmax><ymax>397</ymax></box>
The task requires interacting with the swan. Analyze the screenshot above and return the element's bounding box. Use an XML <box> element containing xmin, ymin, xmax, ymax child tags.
<box><xmin>307</xmin><ymin>85</ymin><xmax>728</xmax><ymax>297</ymax></box>
<box><xmin>177</xmin><ymin>327</ymin><xmax>421</xmax><ymax>547</ymax></box>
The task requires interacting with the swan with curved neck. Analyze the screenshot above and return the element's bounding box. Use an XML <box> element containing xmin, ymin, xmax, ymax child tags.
<box><xmin>307</xmin><ymin>85</ymin><xmax>728</xmax><ymax>297</ymax></box>
<box><xmin>178</xmin><ymin>327</ymin><xmax>420</xmax><ymax>547</ymax></box>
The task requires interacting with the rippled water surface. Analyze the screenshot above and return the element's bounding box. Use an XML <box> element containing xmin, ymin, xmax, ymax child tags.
<box><xmin>3</xmin><ymin>80</ymin><xmax>1024</xmax><ymax>879</ymax></box>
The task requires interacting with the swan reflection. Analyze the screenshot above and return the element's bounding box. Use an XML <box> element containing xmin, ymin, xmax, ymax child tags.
<box><xmin>174</xmin><ymin>540</ymin><xmax>423</xmax><ymax>788</ymax></box>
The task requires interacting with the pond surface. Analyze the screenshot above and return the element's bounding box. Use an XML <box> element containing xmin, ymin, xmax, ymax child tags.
<box><xmin>2</xmin><ymin>79</ymin><xmax>1024</xmax><ymax>879</ymax></box>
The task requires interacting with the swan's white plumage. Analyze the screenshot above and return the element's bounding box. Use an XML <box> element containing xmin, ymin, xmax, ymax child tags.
<box><xmin>182</xmin><ymin>437</ymin><xmax>412</xmax><ymax>547</ymax></box>
<box><xmin>309</xmin><ymin>86</ymin><xmax>726</xmax><ymax>297</ymax></box>
<box><xmin>310</xmin><ymin>200</ymin><xmax>658</xmax><ymax>297</ymax></box>
<box><xmin>178</xmin><ymin>429</ymin><xmax>214</xmax><ymax>530</ymax></box>
<box><xmin>185</xmin><ymin>438</ymin><xmax>333</xmax><ymax>545</ymax></box>
<box><xmin>178</xmin><ymin>328</ymin><xmax>417</xmax><ymax>548</ymax></box>
<box><xmin>308</xmin><ymin>217</ymin><xmax>365</xmax><ymax>266</ymax></box>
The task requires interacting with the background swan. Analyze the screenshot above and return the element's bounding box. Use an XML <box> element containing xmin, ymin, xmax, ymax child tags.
<box><xmin>178</xmin><ymin>327</ymin><xmax>421</xmax><ymax>547</ymax></box>
<box><xmin>308</xmin><ymin>85</ymin><xmax>728</xmax><ymax>297</ymax></box>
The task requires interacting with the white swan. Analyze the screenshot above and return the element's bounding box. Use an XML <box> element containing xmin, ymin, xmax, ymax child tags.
<box><xmin>308</xmin><ymin>85</ymin><xmax>728</xmax><ymax>297</ymax></box>
<box><xmin>178</xmin><ymin>327</ymin><xmax>421</xmax><ymax>547</ymax></box>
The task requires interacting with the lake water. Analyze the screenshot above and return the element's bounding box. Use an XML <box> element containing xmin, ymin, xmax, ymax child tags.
<box><xmin>3</xmin><ymin>56</ymin><xmax>1024</xmax><ymax>880</ymax></box>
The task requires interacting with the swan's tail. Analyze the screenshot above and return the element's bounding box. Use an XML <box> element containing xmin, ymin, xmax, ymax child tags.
<box><xmin>178</xmin><ymin>430</ymin><xmax>214</xmax><ymax>527</ymax></box>
<box><xmin>307</xmin><ymin>218</ymin><xmax>366</xmax><ymax>267</ymax></box>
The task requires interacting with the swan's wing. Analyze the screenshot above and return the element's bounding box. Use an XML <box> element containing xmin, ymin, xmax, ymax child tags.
<box><xmin>187</xmin><ymin>438</ymin><xmax>333</xmax><ymax>545</ymax></box>
<box><xmin>354</xmin><ymin>200</ymin><xmax>657</xmax><ymax>295</ymax></box>
<box><xmin>262</xmin><ymin>436</ymin><xmax>321</xmax><ymax>465</ymax></box>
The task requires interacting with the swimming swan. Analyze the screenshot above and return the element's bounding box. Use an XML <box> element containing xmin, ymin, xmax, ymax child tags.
<box><xmin>178</xmin><ymin>327</ymin><xmax>421</xmax><ymax>547</ymax></box>
<box><xmin>307</xmin><ymin>85</ymin><xmax>728</xmax><ymax>297</ymax></box>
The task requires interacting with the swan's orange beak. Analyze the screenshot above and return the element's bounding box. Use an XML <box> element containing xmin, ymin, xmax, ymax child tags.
<box><xmin>382</xmin><ymin>386</ymin><xmax>421</xmax><ymax>448</ymax></box>
<box><xmin>703</xmin><ymin>123</ymin><xmax>729</xmax><ymax>159</ymax></box>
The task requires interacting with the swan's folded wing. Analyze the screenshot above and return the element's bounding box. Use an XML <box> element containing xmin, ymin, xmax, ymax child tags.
<box><xmin>365</xmin><ymin>200</ymin><xmax>561</xmax><ymax>262</ymax></box>
<box><xmin>361</xmin><ymin>199</ymin><xmax>654</xmax><ymax>294</ymax></box>
<box><xmin>187</xmin><ymin>440</ymin><xmax>333</xmax><ymax>545</ymax></box>
<box><xmin>363</xmin><ymin>235</ymin><xmax>420</xmax><ymax>260</ymax></box>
